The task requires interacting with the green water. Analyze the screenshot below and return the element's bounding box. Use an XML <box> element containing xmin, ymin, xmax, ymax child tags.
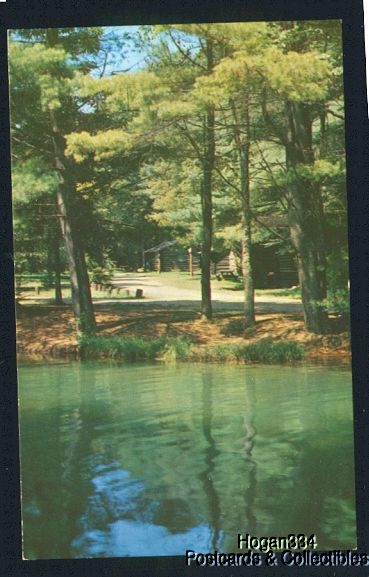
<box><xmin>18</xmin><ymin>361</ymin><xmax>356</xmax><ymax>559</ymax></box>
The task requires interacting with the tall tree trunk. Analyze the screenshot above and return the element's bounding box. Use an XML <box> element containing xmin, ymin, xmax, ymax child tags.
<box><xmin>46</xmin><ymin>28</ymin><xmax>95</xmax><ymax>335</ymax></box>
<box><xmin>55</xmin><ymin>178</ymin><xmax>95</xmax><ymax>335</ymax></box>
<box><xmin>231</xmin><ymin>98</ymin><xmax>255</xmax><ymax>328</ymax></box>
<box><xmin>285</xmin><ymin>101</ymin><xmax>327</xmax><ymax>333</ymax></box>
<box><xmin>200</xmin><ymin>40</ymin><xmax>215</xmax><ymax>320</ymax></box>
<box><xmin>53</xmin><ymin>226</ymin><xmax>63</xmax><ymax>305</ymax></box>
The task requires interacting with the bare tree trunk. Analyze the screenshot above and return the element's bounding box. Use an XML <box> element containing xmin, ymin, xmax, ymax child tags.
<box><xmin>285</xmin><ymin>101</ymin><xmax>327</xmax><ymax>333</ymax></box>
<box><xmin>231</xmin><ymin>98</ymin><xmax>255</xmax><ymax>328</ymax></box>
<box><xmin>55</xmin><ymin>184</ymin><xmax>95</xmax><ymax>335</ymax></box>
<box><xmin>200</xmin><ymin>40</ymin><xmax>215</xmax><ymax>320</ymax></box>
<box><xmin>240</xmin><ymin>105</ymin><xmax>254</xmax><ymax>328</ymax></box>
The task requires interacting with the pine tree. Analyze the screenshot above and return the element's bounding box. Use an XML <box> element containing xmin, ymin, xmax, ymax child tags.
<box><xmin>9</xmin><ymin>28</ymin><xmax>102</xmax><ymax>334</ymax></box>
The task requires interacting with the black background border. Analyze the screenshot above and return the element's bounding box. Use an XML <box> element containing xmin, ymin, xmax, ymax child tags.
<box><xmin>0</xmin><ymin>1</ymin><xmax>368</xmax><ymax>576</ymax></box>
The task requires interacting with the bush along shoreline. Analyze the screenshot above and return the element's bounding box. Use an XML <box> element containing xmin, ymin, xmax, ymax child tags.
<box><xmin>79</xmin><ymin>335</ymin><xmax>305</xmax><ymax>364</ymax></box>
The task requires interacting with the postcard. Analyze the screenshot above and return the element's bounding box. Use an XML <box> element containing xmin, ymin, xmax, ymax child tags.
<box><xmin>1</xmin><ymin>1</ymin><xmax>368</xmax><ymax>576</ymax></box>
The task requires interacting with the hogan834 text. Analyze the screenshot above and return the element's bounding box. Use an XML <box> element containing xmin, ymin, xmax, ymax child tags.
<box><xmin>237</xmin><ymin>533</ymin><xmax>317</xmax><ymax>552</ymax></box>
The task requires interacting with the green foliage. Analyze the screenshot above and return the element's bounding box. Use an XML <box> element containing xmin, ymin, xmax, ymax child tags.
<box><xmin>13</xmin><ymin>27</ymin><xmax>103</xmax><ymax>57</ymax></box>
<box><xmin>9</xmin><ymin>42</ymin><xmax>71</xmax><ymax>111</ymax></box>
<box><xmin>12</xmin><ymin>158</ymin><xmax>59</xmax><ymax>203</ymax></box>
<box><xmin>66</xmin><ymin>129</ymin><xmax>134</xmax><ymax>162</ymax></box>
<box><xmin>194</xmin><ymin>51</ymin><xmax>260</xmax><ymax>105</ymax></box>
<box><xmin>261</xmin><ymin>47</ymin><xmax>331</xmax><ymax>102</ymax></box>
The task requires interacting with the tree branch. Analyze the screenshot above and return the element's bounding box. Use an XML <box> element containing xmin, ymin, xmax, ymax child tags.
<box><xmin>326</xmin><ymin>109</ymin><xmax>345</xmax><ymax>121</ymax></box>
<box><xmin>168</xmin><ymin>30</ymin><xmax>207</xmax><ymax>72</ymax></box>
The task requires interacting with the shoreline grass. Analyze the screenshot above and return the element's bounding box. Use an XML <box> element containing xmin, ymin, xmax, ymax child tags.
<box><xmin>79</xmin><ymin>335</ymin><xmax>305</xmax><ymax>364</ymax></box>
<box><xmin>79</xmin><ymin>335</ymin><xmax>167</xmax><ymax>362</ymax></box>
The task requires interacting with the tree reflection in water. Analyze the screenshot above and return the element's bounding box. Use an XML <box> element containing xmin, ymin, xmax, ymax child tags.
<box><xmin>19</xmin><ymin>362</ymin><xmax>356</xmax><ymax>558</ymax></box>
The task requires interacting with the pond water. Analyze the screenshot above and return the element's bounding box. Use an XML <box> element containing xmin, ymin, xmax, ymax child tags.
<box><xmin>18</xmin><ymin>361</ymin><xmax>356</xmax><ymax>559</ymax></box>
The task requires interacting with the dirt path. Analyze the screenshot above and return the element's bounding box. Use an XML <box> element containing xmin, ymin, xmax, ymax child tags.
<box><xmin>104</xmin><ymin>273</ymin><xmax>303</xmax><ymax>314</ymax></box>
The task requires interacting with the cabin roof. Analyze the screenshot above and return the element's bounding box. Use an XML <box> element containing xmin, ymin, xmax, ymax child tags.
<box><xmin>144</xmin><ymin>240</ymin><xmax>177</xmax><ymax>254</ymax></box>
